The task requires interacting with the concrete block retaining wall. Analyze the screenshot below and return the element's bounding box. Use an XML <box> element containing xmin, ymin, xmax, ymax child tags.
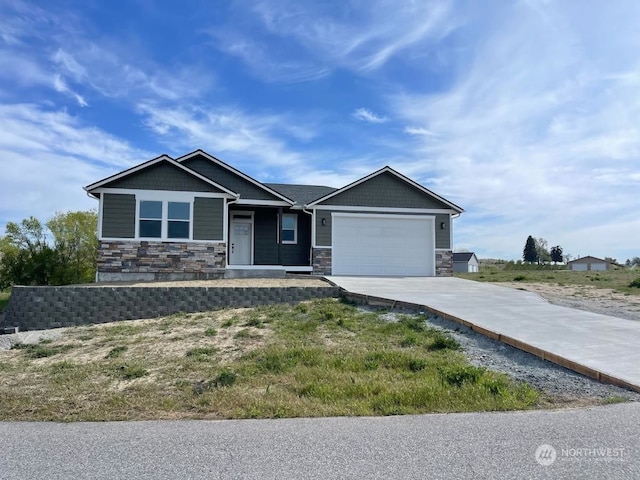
<box><xmin>2</xmin><ymin>285</ymin><xmax>341</xmax><ymax>331</ymax></box>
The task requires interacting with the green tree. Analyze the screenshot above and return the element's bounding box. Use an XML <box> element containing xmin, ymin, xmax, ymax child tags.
<box><xmin>0</xmin><ymin>211</ymin><xmax>98</xmax><ymax>289</ymax></box>
<box><xmin>535</xmin><ymin>237</ymin><xmax>551</xmax><ymax>265</ymax></box>
<box><xmin>523</xmin><ymin>235</ymin><xmax>538</xmax><ymax>264</ymax></box>
<box><xmin>550</xmin><ymin>245</ymin><xmax>563</xmax><ymax>264</ymax></box>
<box><xmin>47</xmin><ymin>210</ymin><xmax>98</xmax><ymax>284</ymax></box>
<box><xmin>0</xmin><ymin>217</ymin><xmax>57</xmax><ymax>289</ymax></box>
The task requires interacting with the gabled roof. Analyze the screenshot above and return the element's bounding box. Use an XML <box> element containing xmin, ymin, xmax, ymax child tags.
<box><xmin>83</xmin><ymin>155</ymin><xmax>238</xmax><ymax>197</ymax></box>
<box><xmin>177</xmin><ymin>150</ymin><xmax>294</xmax><ymax>204</ymax></box>
<box><xmin>566</xmin><ymin>256</ymin><xmax>612</xmax><ymax>265</ymax></box>
<box><xmin>265</xmin><ymin>183</ymin><xmax>337</xmax><ymax>206</ymax></box>
<box><xmin>305</xmin><ymin>166</ymin><xmax>464</xmax><ymax>212</ymax></box>
<box><xmin>453</xmin><ymin>252</ymin><xmax>477</xmax><ymax>262</ymax></box>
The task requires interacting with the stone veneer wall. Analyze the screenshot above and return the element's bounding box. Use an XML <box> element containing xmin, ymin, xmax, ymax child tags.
<box><xmin>435</xmin><ymin>250</ymin><xmax>453</xmax><ymax>277</ymax></box>
<box><xmin>98</xmin><ymin>241</ymin><xmax>226</xmax><ymax>281</ymax></box>
<box><xmin>3</xmin><ymin>285</ymin><xmax>341</xmax><ymax>331</ymax></box>
<box><xmin>312</xmin><ymin>248</ymin><xmax>332</xmax><ymax>276</ymax></box>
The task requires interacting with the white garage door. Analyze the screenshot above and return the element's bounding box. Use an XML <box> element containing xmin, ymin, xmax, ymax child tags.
<box><xmin>571</xmin><ymin>263</ymin><xmax>588</xmax><ymax>271</ymax></box>
<box><xmin>332</xmin><ymin>214</ymin><xmax>435</xmax><ymax>276</ymax></box>
<box><xmin>590</xmin><ymin>263</ymin><xmax>607</xmax><ymax>271</ymax></box>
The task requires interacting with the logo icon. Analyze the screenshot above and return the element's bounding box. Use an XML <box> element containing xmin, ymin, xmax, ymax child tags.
<box><xmin>535</xmin><ymin>444</ymin><xmax>557</xmax><ymax>466</ymax></box>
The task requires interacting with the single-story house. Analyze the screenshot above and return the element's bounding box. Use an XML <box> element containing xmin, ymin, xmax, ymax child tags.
<box><xmin>84</xmin><ymin>150</ymin><xmax>464</xmax><ymax>281</ymax></box>
<box><xmin>566</xmin><ymin>256</ymin><xmax>613</xmax><ymax>272</ymax></box>
<box><xmin>452</xmin><ymin>252</ymin><xmax>479</xmax><ymax>273</ymax></box>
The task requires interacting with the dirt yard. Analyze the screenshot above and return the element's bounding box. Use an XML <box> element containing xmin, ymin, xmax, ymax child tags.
<box><xmin>500</xmin><ymin>282</ymin><xmax>640</xmax><ymax>322</ymax></box>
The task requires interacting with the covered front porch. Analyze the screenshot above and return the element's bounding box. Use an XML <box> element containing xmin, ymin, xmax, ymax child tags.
<box><xmin>227</xmin><ymin>206</ymin><xmax>313</xmax><ymax>274</ymax></box>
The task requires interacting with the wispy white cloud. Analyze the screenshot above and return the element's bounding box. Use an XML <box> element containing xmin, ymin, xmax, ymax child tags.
<box><xmin>352</xmin><ymin>108</ymin><xmax>387</xmax><ymax>124</ymax></box>
<box><xmin>386</xmin><ymin>1</ymin><xmax>640</xmax><ymax>260</ymax></box>
<box><xmin>212</xmin><ymin>0</ymin><xmax>459</xmax><ymax>81</ymax></box>
<box><xmin>0</xmin><ymin>103</ymin><xmax>150</xmax><ymax>231</ymax></box>
<box><xmin>53</xmin><ymin>74</ymin><xmax>88</xmax><ymax>107</ymax></box>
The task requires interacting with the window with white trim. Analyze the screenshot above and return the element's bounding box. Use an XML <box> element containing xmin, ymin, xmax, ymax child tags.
<box><xmin>168</xmin><ymin>202</ymin><xmax>190</xmax><ymax>239</ymax></box>
<box><xmin>138</xmin><ymin>200</ymin><xmax>191</xmax><ymax>240</ymax></box>
<box><xmin>281</xmin><ymin>214</ymin><xmax>297</xmax><ymax>244</ymax></box>
<box><xmin>139</xmin><ymin>201</ymin><xmax>162</xmax><ymax>238</ymax></box>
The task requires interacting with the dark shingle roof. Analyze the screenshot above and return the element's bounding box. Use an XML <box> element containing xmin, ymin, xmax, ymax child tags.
<box><xmin>453</xmin><ymin>252</ymin><xmax>475</xmax><ymax>262</ymax></box>
<box><xmin>264</xmin><ymin>183</ymin><xmax>337</xmax><ymax>205</ymax></box>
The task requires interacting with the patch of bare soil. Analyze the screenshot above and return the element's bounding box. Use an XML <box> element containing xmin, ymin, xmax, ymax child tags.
<box><xmin>500</xmin><ymin>282</ymin><xmax>640</xmax><ymax>322</ymax></box>
<box><xmin>107</xmin><ymin>278</ymin><xmax>331</xmax><ymax>288</ymax></box>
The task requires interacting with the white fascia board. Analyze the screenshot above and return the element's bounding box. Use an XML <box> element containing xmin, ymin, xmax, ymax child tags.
<box><xmin>308</xmin><ymin>205</ymin><xmax>457</xmax><ymax>214</ymax></box>
<box><xmin>176</xmin><ymin>150</ymin><xmax>295</xmax><ymax>205</ymax></box>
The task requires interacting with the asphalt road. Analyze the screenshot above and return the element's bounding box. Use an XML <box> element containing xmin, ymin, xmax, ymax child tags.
<box><xmin>1</xmin><ymin>403</ymin><xmax>638</xmax><ymax>480</ymax></box>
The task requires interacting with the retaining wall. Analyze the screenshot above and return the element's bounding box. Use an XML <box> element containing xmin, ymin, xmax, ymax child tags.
<box><xmin>2</xmin><ymin>285</ymin><xmax>341</xmax><ymax>331</ymax></box>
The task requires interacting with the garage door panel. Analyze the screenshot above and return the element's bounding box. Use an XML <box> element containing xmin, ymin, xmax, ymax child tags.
<box><xmin>332</xmin><ymin>215</ymin><xmax>435</xmax><ymax>276</ymax></box>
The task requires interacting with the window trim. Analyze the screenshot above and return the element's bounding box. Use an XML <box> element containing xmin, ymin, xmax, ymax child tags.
<box><xmin>136</xmin><ymin>195</ymin><xmax>194</xmax><ymax>241</ymax></box>
<box><xmin>138</xmin><ymin>200</ymin><xmax>163</xmax><ymax>239</ymax></box>
<box><xmin>281</xmin><ymin>213</ymin><xmax>298</xmax><ymax>244</ymax></box>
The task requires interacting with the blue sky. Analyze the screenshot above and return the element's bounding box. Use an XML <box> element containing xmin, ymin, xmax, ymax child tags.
<box><xmin>1</xmin><ymin>0</ymin><xmax>639</xmax><ymax>262</ymax></box>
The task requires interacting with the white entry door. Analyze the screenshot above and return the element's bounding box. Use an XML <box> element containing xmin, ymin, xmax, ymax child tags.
<box><xmin>229</xmin><ymin>216</ymin><xmax>253</xmax><ymax>265</ymax></box>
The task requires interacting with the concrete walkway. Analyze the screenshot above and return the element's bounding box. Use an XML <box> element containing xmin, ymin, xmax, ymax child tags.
<box><xmin>326</xmin><ymin>276</ymin><xmax>640</xmax><ymax>392</ymax></box>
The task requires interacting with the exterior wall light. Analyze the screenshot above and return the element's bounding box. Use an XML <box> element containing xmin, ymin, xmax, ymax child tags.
<box><xmin>440</xmin><ymin>222</ymin><xmax>446</xmax><ymax>229</ymax></box>
<box><xmin>321</xmin><ymin>218</ymin><xmax>327</xmax><ymax>226</ymax></box>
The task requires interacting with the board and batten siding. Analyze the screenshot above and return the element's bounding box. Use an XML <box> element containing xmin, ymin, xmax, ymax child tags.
<box><xmin>102</xmin><ymin>193</ymin><xmax>135</xmax><ymax>238</ymax></box>
<box><xmin>193</xmin><ymin>197</ymin><xmax>224</xmax><ymax>241</ymax></box>
<box><xmin>319</xmin><ymin>172</ymin><xmax>450</xmax><ymax>209</ymax></box>
<box><xmin>104</xmin><ymin>162</ymin><xmax>222</xmax><ymax>193</ymax></box>
<box><xmin>315</xmin><ymin>209</ymin><xmax>451</xmax><ymax>249</ymax></box>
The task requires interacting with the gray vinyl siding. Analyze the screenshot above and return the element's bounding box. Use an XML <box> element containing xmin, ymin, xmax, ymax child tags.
<box><xmin>105</xmin><ymin>162</ymin><xmax>222</xmax><ymax>192</ymax></box>
<box><xmin>281</xmin><ymin>213</ymin><xmax>311</xmax><ymax>266</ymax></box>
<box><xmin>314</xmin><ymin>210</ymin><xmax>451</xmax><ymax>249</ymax></box>
<box><xmin>244</xmin><ymin>209</ymin><xmax>311</xmax><ymax>266</ymax></box>
<box><xmin>435</xmin><ymin>214</ymin><xmax>450</xmax><ymax>249</ymax></box>
<box><xmin>102</xmin><ymin>193</ymin><xmax>135</xmax><ymax>238</ymax></box>
<box><xmin>183</xmin><ymin>156</ymin><xmax>282</xmax><ymax>201</ymax></box>
<box><xmin>193</xmin><ymin>198</ymin><xmax>223</xmax><ymax>241</ymax></box>
<box><xmin>315</xmin><ymin>210</ymin><xmax>332</xmax><ymax>246</ymax></box>
<box><xmin>319</xmin><ymin>172</ymin><xmax>451</xmax><ymax>209</ymax></box>
<box><xmin>253</xmin><ymin>209</ymin><xmax>278</xmax><ymax>264</ymax></box>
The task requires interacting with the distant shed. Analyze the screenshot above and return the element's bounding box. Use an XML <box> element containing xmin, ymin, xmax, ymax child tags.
<box><xmin>566</xmin><ymin>256</ymin><xmax>612</xmax><ymax>272</ymax></box>
<box><xmin>453</xmin><ymin>252</ymin><xmax>479</xmax><ymax>273</ymax></box>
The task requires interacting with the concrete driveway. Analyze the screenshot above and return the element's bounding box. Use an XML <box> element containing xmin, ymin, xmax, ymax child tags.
<box><xmin>326</xmin><ymin>276</ymin><xmax>640</xmax><ymax>392</ymax></box>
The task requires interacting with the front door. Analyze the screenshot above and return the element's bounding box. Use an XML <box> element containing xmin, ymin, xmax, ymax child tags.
<box><xmin>229</xmin><ymin>215</ymin><xmax>253</xmax><ymax>265</ymax></box>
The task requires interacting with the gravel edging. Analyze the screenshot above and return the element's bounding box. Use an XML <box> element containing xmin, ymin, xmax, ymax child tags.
<box><xmin>424</xmin><ymin>313</ymin><xmax>640</xmax><ymax>402</ymax></box>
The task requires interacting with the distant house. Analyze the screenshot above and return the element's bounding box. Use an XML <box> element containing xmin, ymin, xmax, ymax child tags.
<box><xmin>566</xmin><ymin>256</ymin><xmax>612</xmax><ymax>272</ymax></box>
<box><xmin>452</xmin><ymin>252</ymin><xmax>479</xmax><ymax>273</ymax></box>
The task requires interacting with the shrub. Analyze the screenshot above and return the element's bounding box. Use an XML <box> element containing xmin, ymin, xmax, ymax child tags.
<box><xmin>628</xmin><ymin>278</ymin><xmax>640</xmax><ymax>288</ymax></box>
<box><xmin>513</xmin><ymin>275</ymin><xmax>527</xmax><ymax>282</ymax></box>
